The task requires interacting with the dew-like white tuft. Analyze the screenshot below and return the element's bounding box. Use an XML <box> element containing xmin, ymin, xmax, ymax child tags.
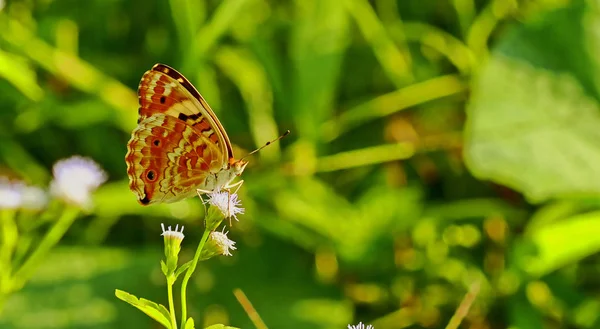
<box><xmin>50</xmin><ymin>156</ymin><xmax>107</xmax><ymax>208</ymax></box>
<box><xmin>210</xmin><ymin>229</ymin><xmax>237</xmax><ymax>256</ymax></box>
<box><xmin>348</xmin><ymin>322</ymin><xmax>374</xmax><ymax>329</ymax></box>
<box><xmin>205</xmin><ymin>191</ymin><xmax>244</xmax><ymax>221</ymax></box>
<box><xmin>161</xmin><ymin>223</ymin><xmax>185</xmax><ymax>241</ymax></box>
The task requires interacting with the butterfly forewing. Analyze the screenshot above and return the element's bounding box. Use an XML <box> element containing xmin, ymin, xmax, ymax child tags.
<box><xmin>137</xmin><ymin>64</ymin><xmax>233</xmax><ymax>160</ymax></box>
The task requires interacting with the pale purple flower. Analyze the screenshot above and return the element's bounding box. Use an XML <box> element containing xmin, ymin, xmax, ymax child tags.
<box><xmin>50</xmin><ymin>156</ymin><xmax>107</xmax><ymax>208</ymax></box>
<box><xmin>0</xmin><ymin>177</ymin><xmax>23</xmax><ymax>209</ymax></box>
<box><xmin>0</xmin><ymin>178</ymin><xmax>47</xmax><ymax>210</ymax></box>
<box><xmin>205</xmin><ymin>191</ymin><xmax>244</xmax><ymax>221</ymax></box>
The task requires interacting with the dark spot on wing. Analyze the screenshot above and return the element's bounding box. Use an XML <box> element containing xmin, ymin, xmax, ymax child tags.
<box><xmin>178</xmin><ymin>113</ymin><xmax>188</xmax><ymax>121</ymax></box>
<box><xmin>146</xmin><ymin>170</ymin><xmax>156</xmax><ymax>181</ymax></box>
<box><xmin>160</xmin><ymin>96</ymin><xmax>166</xmax><ymax>104</ymax></box>
<box><xmin>140</xmin><ymin>195</ymin><xmax>150</xmax><ymax>205</ymax></box>
<box><xmin>153</xmin><ymin>139</ymin><xmax>160</xmax><ymax>146</ymax></box>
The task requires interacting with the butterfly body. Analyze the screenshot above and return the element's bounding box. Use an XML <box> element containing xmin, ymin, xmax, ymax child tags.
<box><xmin>125</xmin><ymin>64</ymin><xmax>247</xmax><ymax>205</ymax></box>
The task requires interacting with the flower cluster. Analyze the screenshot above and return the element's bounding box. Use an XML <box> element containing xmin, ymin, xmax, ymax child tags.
<box><xmin>50</xmin><ymin>156</ymin><xmax>107</xmax><ymax>208</ymax></box>
<box><xmin>0</xmin><ymin>178</ymin><xmax>47</xmax><ymax>210</ymax></box>
<box><xmin>0</xmin><ymin>155</ymin><xmax>106</xmax><ymax>211</ymax></box>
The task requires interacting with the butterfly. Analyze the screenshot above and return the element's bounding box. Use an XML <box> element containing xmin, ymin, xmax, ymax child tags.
<box><xmin>125</xmin><ymin>63</ymin><xmax>248</xmax><ymax>205</ymax></box>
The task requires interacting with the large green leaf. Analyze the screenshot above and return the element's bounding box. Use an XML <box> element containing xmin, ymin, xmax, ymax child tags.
<box><xmin>114</xmin><ymin>290</ymin><xmax>172</xmax><ymax>329</ymax></box>
<box><xmin>465</xmin><ymin>1</ymin><xmax>600</xmax><ymax>202</ymax></box>
<box><xmin>465</xmin><ymin>55</ymin><xmax>600</xmax><ymax>202</ymax></box>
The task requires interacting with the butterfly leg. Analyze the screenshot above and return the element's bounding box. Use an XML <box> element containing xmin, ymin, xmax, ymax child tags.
<box><xmin>226</xmin><ymin>180</ymin><xmax>244</xmax><ymax>195</ymax></box>
<box><xmin>196</xmin><ymin>188</ymin><xmax>213</xmax><ymax>195</ymax></box>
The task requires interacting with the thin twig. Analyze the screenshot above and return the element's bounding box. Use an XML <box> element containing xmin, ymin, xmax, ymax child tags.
<box><xmin>233</xmin><ymin>288</ymin><xmax>269</xmax><ymax>329</ymax></box>
<box><xmin>445</xmin><ymin>279</ymin><xmax>481</xmax><ymax>329</ymax></box>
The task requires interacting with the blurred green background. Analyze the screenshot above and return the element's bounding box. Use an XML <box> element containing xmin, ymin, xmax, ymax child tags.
<box><xmin>2</xmin><ymin>0</ymin><xmax>600</xmax><ymax>328</ymax></box>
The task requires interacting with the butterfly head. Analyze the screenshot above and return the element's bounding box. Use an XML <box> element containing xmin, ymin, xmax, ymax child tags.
<box><xmin>231</xmin><ymin>158</ymin><xmax>248</xmax><ymax>176</ymax></box>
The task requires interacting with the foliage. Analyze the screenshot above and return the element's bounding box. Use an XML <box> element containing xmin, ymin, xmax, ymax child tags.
<box><xmin>1</xmin><ymin>0</ymin><xmax>600</xmax><ymax>328</ymax></box>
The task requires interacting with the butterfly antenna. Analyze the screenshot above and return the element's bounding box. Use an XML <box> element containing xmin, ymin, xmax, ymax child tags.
<box><xmin>241</xmin><ymin>130</ymin><xmax>290</xmax><ymax>160</ymax></box>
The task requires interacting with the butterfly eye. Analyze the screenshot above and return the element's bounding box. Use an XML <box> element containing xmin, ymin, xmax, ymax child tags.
<box><xmin>146</xmin><ymin>170</ymin><xmax>156</xmax><ymax>181</ymax></box>
<box><xmin>153</xmin><ymin>139</ymin><xmax>160</xmax><ymax>146</ymax></box>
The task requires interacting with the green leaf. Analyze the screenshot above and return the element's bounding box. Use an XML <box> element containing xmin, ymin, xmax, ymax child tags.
<box><xmin>114</xmin><ymin>289</ymin><xmax>172</xmax><ymax>329</ymax></box>
<box><xmin>174</xmin><ymin>260</ymin><xmax>192</xmax><ymax>279</ymax></box>
<box><xmin>160</xmin><ymin>260</ymin><xmax>168</xmax><ymax>277</ymax></box>
<box><xmin>464</xmin><ymin>55</ymin><xmax>600</xmax><ymax>202</ymax></box>
<box><xmin>204</xmin><ymin>324</ymin><xmax>239</xmax><ymax>329</ymax></box>
<box><xmin>517</xmin><ymin>211</ymin><xmax>600</xmax><ymax>277</ymax></box>
<box><xmin>184</xmin><ymin>318</ymin><xmax>195</xmax><ymax>329</ymax></box>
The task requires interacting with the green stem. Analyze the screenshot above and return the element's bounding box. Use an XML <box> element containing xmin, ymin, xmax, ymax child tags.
<box><xmin>0</xmin><ymin>209</ymin><xmax>17</xmax><ymax>314</ymax></box>
<box><xmin>12</xmin><ymin>206</ymin><xmax>79</xmax><ymax>290</ymax></box>
<box><xmin>167</xmin><ymin>276</ymin><xmax>178</xmax><ymax>329</ymax></box>
<box><xmin>180</xmin><ymin>229</ymin><xmax>211</xmax><ymax>327</ymax></box>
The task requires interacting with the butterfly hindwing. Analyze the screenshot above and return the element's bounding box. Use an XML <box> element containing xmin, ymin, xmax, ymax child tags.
<box><xmin>125</xmin><ymin>114</ymin><xmax>224</xmax><ymax>204</ymax></box>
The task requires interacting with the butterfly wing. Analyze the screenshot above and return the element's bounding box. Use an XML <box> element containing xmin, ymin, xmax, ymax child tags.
<box><xmin>126</xmin><ymin>64</ymin><xmax>234</xmax><ymax>205</ymax></box>
<box><xmin>126</xmin><ymin>113</ymin><xmax>224</xmax><ymax>204</ymax></box>
<box><xmin>137</xmin><ymin>63</ymin><xmax>234</xmax><ymax>163</ymax></box>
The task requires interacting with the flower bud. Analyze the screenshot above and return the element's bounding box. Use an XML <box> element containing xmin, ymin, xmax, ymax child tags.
<box><xmin>161</xmin><ymin>223</ymin><xmax>184</xmax><ymax>275</ymax></box>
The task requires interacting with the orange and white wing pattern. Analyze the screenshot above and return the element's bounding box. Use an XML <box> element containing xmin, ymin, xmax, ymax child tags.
<box><xmin>125</xmin><ymin>64</ymin><xmax>233</xmax><ymax>205</ymax></box>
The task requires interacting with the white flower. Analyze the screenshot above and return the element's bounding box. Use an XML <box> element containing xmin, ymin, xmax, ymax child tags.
<box><xmin>0</xmin><ymin>178</ymin><xmax>48</xmax><ymax>211</ymax></box>
<box><xmin>0</xmin><ymin>177</ymin><xmax>23</xmax><ymax>209</ymax></box>
<box><xmin>348</xmin><ymin>322</ymin><xmax>374</xmax><ymax>329</ymax></box>
<box><xmin>161</xmin><ymin>223</ymin><xmax>185</xmax><ymax>241</ymax></box>
<box><xmin>204</xmin><ymin>191</ymin><xmax>244</xmax><ymax>221</ymax></box>
<box><xmin>20</xmin><ymin>185</ymin><xmax>47</xmax><ymax>210</ymax></box>
<box><xmin>50</xmin><ymin>156</ymin><xmax>107</xmax><ymax>208</ymax></box>
<box><xmin>210</xmin><ymin>228</ymin><xmax>237</xmax><ymax>256</ymax></box>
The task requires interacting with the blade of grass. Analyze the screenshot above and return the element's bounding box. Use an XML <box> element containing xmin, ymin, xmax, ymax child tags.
<box><xmin>375</xmin><ymin>0</ymin><xmax>413</xmax><ymax>70</ymax></box>
<box><xmin>233</xmin><ymin>289</ymin><xmax>269</xmax><ymax>329</ymax></box>
<box><xmin>451</xmin><ymin>0</ymin><xmax>477</xmax><ymax>37</ymax></box>
<box><xmin>403</xmin><ymin>22</ymin><xmax>476</xmax><ymax>75</ymax></box>
<box><xmin>322</xmin><ymin>74</ymin><xmax>467</xmax><ymax>141</ymax></box>
<box><xmin>0</xmin><ymin>50</ymin><xmax>43</xmax><ymax>101</ymax></box>
<box><xmin>0</xmin><ymin>15</ymin><xmax>138</xmax><ymax>132</ymax></box>
<box><xmin>315</xmin><ymin>143</ymin><xmax>415</xmax><ymax>173</ymax></box>
<box><xmin>0</xmin><ymin>137</ymin><xmax>49</xmax><ymax>182</ymax></box>
<box><xmin>182</xmin><ymin>0</ymin><xmax>252</xmax><ymax>72</ymax></box>
<box><xmin>169</xmin><ymin>0</ymin><xmax>205</xmax><ymax>55</ymax></box>
<box><xmin>343</xmin><ymin>0</ymin><xmax>414</xmax><ymax>87</ymax></box>
<box><xmin>214</xmin><ymin>46</ymin><xmax>281</xmax><ymax>162</ymax></box>
<box><xmin>291</xmin><ymin>0</ymin><xmax>349</xmax><ymax>142</ymax></box>
<box><xmin>466</xmin><ymin>0</ymin><xmax>518</xmax><ymax>61</ymax></box>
